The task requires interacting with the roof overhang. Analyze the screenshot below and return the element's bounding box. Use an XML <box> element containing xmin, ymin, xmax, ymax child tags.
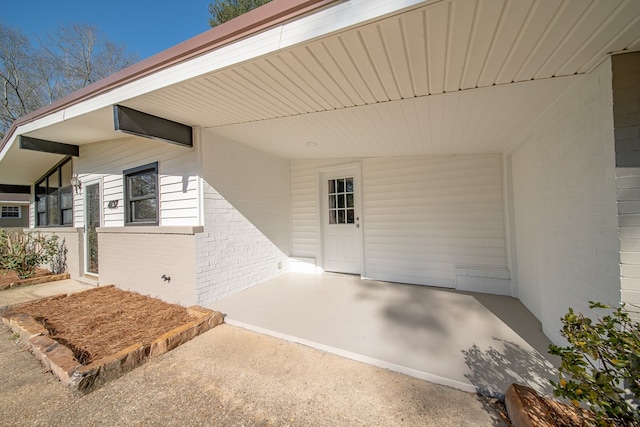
<box><xmin>1</xmin><ymin>0</ymin><xmax>640</xmax><ymax>184</ymax></box>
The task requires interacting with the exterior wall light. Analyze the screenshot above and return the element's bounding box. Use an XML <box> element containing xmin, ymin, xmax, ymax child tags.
<box><xmin>70</xmin><ymin>174</ymin><xmax>82</xmax><ymax>194</ymax></box>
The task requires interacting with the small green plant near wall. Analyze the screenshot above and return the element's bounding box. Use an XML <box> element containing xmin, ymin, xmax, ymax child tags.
<box><xmin>549</xmin><ymin>302</ymin><xmax>640</xmax><ymax>426</ymax></box>
<box><xmin>0</xmin><ymin>229</ymin><xmax>59</xmax><ymax>279</ymax></box>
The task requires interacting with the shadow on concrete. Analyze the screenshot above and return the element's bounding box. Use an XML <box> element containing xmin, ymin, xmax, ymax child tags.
<box><xmin>462</xmin><ymin>337</ymin><xmax>556</xmax><ymax>398</ymax></box>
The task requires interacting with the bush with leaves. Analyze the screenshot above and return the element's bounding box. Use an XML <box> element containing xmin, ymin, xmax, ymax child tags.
<box><xmin>549</xmin><ymin>302</ymin><xmax>640</xmax><ymax>426</ymax></box>
<box><xmin>0</xmin><ymin>229</ymin><xmax>59</xmax><ymax>279</ymax></box>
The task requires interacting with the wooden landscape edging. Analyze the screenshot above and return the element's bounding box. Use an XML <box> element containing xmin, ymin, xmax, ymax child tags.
<box><xmin>1</xmin><ymin>295</ymin><xmax>224</xmax><ymax>395</ymax></box>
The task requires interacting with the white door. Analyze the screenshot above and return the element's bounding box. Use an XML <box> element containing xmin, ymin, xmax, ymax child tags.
<box><xmin>321</xmin><ymin>168</ymin><xmax>362</xmax><ymax>274</ymax></box>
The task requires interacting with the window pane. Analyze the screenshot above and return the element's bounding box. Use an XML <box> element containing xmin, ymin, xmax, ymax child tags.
<box><xmin>346</xmin><ymin>177</ymin><xmax>353</xmax><ymax>193</ymax></box>
<box><xmin>346</xmin><ymin>193</ymin><xmax>354</xmax><ymax>208</ymax></box>
<box><xmin>38</xmin><ymin>213</ymin><xmax>46</xmax><ymax>225</ymax></box>
<box><xmin>328</xmin><ymin>180</ymin><xmax>335</xmax><ymax>194</ymax></box>
<box><xmin>337</xmin><ymin>179</ymin><xmax>345</xmax><ymax>193</ymax></box>
<box><xmin>329</xmin><ymin>195</ymin><xmax>336</xmax><ymax>209</ymax></box>
<box><xmin>329</xmin><ymin>210</ymin><xmax>336</xmax><ymax>225</ymax></box>
<box><xmin>337</xmin><ymin>210</ymin><xmax>345</xmax><ymax>224</ymax></box>
<box><xmin>61</xmin><ymin>161</ymin><xmax>72</xmax><ymax>187</ymax></box>
<box><xmin>48</xmin><ymin>191</ymin><xmax>59</xmax><ymax>225</ymax></box>
<box><xmin>347</xmin><ymin>209</ymin><xmax>354</xmax><ymax>224</ymax></box>
<box><xmin>132</xmin><ymin>198</ymin><xmax>157</xmax><ymax>221</ymax></box>
<box><xmin>48</xmin><ymin>171</ymin><xmax>59</xmax><ymax>191</ymax></box>
<box><xmin>1</xmin><ymin>206</ymin><xmax>19</xmax><ymax>218</ymax></box>
<box><xmin>337</xmin><ymin>194</ymin><xmax>345</xmax><ymax>208</ymax></box>
<box><xmin>60</xmin><ymin>187</ymin><xmax>73</xmax><ymax>209</ymax></box>
<box><xmin>129</xmin><ymin>173</ymin><xmax>156</xmax><ymax>198</ymax></box>
<box><xmin>62</xmin><ymin>209</ymin><xmax>73</xmax><ymax>225</ymax></box>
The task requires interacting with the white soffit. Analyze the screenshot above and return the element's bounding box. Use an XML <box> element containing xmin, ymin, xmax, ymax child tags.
<box><xmin>8</xmin><ymin>0</ymin><xmax>640</xmax><ymax>161</ymax></box>
<box><xmin>124</xmin><ymin>0</ymin><xmax>640</xmax><ymax>133</ymax></box>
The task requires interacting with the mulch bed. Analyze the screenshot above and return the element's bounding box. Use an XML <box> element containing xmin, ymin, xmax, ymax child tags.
<box><xmin>6</xmin><ymin>286</ymin><xmax>195</xmax><ymax>364</ymax></box>
<box><xmin>0</xmin><ymin>268</ymin><xmax>52</xmax><ymax>287</ymax></box>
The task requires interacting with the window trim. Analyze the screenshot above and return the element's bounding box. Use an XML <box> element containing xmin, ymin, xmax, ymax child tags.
<box><xmin>1</xmin><ymin>206</ymin><xmax>21</xmax><ymax>219</ymax></box>
<box><xmin>34</xmin><ymin>157</ymin><xmax>73</xmax><ymax>227</ymax></box>
<box><xmin>123</xmin><ymin>162</ymin><xmax>159</xmax><ymax>226</ymax></box>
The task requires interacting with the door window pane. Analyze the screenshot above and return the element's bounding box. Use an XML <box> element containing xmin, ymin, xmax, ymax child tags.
<box><xmin>327</xmin><ymin>176</ymin><xmax>355</xmax><ymax>225</ymax></box>
<box><xmin>346</xmin><ymin>194</ymin><xmax>354</xmax><ymax>208</ymax></box>
<box><xmin>329</xmin><ymin>210</ymin><xmax>337</xmax><ymax>225</ymax></box>
<box><xmin>347</xmin><ymin>209</ymin><xmax>354</xmax><ymax>224</ymax></box>
<box><xmin>346</xmin><ymin>178</ymin><xmax>353</xmax><ymax>192</ymax></box>
<box><xmin>85</xmin><ymin>183</ymin><xmax>100</xmax><ymax>275</ymax></box>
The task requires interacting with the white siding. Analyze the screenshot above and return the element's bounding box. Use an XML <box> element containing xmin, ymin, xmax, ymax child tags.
<box><xmin>73</xmin><ymin>136</ymin><xmax>199</xmax><ymax>228</ymax></box>
<box><xmin>508</xmin><ymin>58</ymin><xmax>619</xmax><ymax>345</ymax></box>
<box><xmin>196</xmin><ymin>131</ymin><xmax>290</xmax><ymax>305</ymax></box>
<box><xmin>291</xmin><ymin>155</ymin><xmax>508</xmax><ymax>289</ymax></box>
<box><xmin>363</xmin><ymin>155</ymin><xmax>506</xmax><ymax>287</ymax></box>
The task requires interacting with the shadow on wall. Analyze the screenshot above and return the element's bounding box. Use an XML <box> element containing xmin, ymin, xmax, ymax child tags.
<box><xmin>462</xmin><ymin>338</ymin><xmax>556</xmax><ymax>398</ymax></box>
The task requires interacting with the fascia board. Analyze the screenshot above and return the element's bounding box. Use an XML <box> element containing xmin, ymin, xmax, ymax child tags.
<box><xmin>20</xmin><ymin>0</ymin><xmax>432</xmax><ymax>134</ymax></box>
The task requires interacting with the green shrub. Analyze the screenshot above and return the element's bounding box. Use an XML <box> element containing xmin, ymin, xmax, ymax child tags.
<box><xmin>549</xmin><ymin>302</ymin><xmax>640</xmax><ymax>426</ymax></box>
<box><xmin>0</xmin><ymin>229</ymin><xmax>59</xmax><ymax>279</ymax></box>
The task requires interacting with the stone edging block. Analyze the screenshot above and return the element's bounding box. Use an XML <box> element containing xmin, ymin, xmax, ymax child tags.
<box><xmin>505</xmin><ymin>384</ymin><xmax>554</xmax><ymax>427</ymax></box>
<box><xmin>1</xmin><ymin>294</ymin><xmax>224</xmax><ymax>395</ymax></box>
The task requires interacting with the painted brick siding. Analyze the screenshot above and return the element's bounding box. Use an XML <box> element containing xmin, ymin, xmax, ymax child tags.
<box><xmin>195</xmin><ymin>132</ymin><xmax>290</xmax><ymax>306</ymax></box>
<box><xmin>613</xmin><ymin>52</ymin><xmax>640</xmax><ymax>319</ymax></box>
<box><xmin>509</xmin><ymin>58</ymin><xmax>620</xmax><ymax>345</ymax></box>
<box><xmin>98</xmin><ymin>228</ymin><xmax>198</xmax><ymax>305</ymax></box>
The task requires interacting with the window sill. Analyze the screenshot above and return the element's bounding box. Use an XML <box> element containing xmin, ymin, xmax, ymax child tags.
<box><xmin>32</xmin><ymin>226</ymin><xmax>78</xmax><ymax>232</ymax></box>
<box><xmin>96</xmin><ymin>226</ymin><xmax>204</xmax><ymax>235</ymax></box>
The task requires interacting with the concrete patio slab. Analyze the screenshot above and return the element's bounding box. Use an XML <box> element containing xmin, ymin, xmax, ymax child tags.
<box><xmin>209</xmin><ymin>273</ymin><xmax>558</xmax><ymax>397</ymax></box>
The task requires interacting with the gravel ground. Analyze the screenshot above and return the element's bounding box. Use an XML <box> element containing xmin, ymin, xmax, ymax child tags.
<box><xmin>0</xmin><ymin>322</ymin><xmax>505</xmax><ymax>426</ymax></box>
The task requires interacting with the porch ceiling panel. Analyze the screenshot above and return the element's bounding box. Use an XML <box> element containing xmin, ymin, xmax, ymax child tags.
<box><xmin>121</xmin><ymin>0</ymin><xmax>640</xmax><ymax>138</ymax></box>
<box><xmin>207</xmin><ymin>75</ymin><xmax>576</xmax><ymax>159</ymax></box>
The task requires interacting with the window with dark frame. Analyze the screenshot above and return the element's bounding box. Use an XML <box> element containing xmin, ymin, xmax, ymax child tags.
<box><xmin>124</xmin><ymin>162</ymin><xmax>158</xmax><ymax>226</ymax></box>
<box><xmin>35</xmin><ymin>157</ymin><xmax>73</xmax><ymax>227</ymax></box>
<box><xmin>1</xmin><ymin>206</ymin><xmax>20</xmax><ymax>218</ymax></box>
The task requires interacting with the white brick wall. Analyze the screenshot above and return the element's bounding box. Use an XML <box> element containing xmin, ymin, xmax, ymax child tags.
<box><xmin>195</xmin><ymin>131</ymin><xmax>290</xmax><ymax>306</ymax></box>
<box><xmin>508</xmin><ymin>58</ymin><xmax>620</xmax><ymax>344</ymax></box>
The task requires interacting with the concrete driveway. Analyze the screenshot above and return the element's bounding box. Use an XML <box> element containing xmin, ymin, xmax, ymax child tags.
<box><xmin>0</xmin><ymin>280</ymin><xmax>505</xmax><ymax>426</ymax></box>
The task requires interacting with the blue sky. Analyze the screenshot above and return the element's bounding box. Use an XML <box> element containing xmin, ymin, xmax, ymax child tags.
<box><xmin>2</xmin><ymin>0</ymin><xmax>214</xmax><ymax>59</ymax></box>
